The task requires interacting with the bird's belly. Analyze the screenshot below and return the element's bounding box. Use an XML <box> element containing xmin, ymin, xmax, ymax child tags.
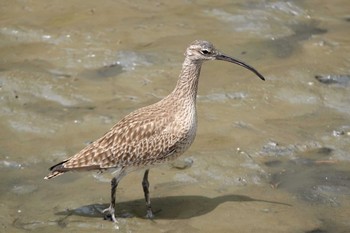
<box><xmin>170</xmin><ymin>115</ymin><xmax>197</xmax><ymax>160</ymax></box>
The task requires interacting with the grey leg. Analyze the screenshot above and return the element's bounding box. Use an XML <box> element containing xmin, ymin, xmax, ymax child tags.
<box><xmin>103</xmin><ymin>177</ymin><xmax>118</xmax><ymax>222</ymax></box>
<box><xmin>142</xmin><ymin>169</ymin><xmax>154</xmax><ymax>218</ymax></box>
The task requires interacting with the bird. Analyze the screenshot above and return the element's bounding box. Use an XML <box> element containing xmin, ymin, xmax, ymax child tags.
<box><xmin>44</xmin><ymin>40</ymin><xmax>265</xmax><ymax>222</ymax></box>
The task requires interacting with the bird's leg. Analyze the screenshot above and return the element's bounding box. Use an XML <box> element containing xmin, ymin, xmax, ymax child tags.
<box><xmin>103</xmin><ymin>177</ymin><xmax>118</xmax><ymax>222</ymax></box>
<box><xmin>142</xmin><ymin>169</ymin><xmax>154</xmax><ymax>218</ymax></box>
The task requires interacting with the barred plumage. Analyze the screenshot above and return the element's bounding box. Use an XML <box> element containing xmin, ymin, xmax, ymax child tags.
<box><xmin>45</xmin><ymin>40</ymin><xmax>265</xmax><ymax>222</ymax></box>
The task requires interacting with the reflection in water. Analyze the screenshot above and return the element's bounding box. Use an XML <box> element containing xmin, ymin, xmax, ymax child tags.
<box><xmin>57</xmin><ymin>194</ymin><xmax>291</xmax><ymax>220</ymax></box>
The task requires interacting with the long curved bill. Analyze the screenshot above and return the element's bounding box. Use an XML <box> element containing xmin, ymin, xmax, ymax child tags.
<box><xmin>216</xmin><ymin>54</ymin><xmax>265</xmax><ymax>81</ymax></box>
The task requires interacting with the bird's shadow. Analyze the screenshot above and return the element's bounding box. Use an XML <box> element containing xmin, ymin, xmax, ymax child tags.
<box><xmin>55</xmin><ymin>194</ymin><xmax>291</xmax><ymax>220</ymax></box>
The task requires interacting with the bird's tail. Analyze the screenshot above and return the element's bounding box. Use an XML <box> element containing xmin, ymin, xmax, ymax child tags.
<box><xmin>44</xmin><ymin>170</ymin><xmax>64</xmax><ymax>179</ymax></box>
<box><xmin>44</xmin><ymin>160</ymin><xmax>69</xmax><ymax>180</ymax></box>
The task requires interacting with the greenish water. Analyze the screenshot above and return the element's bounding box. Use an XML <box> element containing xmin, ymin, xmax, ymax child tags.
<box><xmin>1</xmin><ymin>0</ymin><xmax>350</xmax><ymax>232</ymax></box>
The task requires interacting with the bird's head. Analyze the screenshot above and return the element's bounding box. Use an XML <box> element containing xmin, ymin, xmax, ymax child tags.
<box><xmin>185</xmin><ymin>40</ymin><xmax>265</xmax><ymax>81</ymax></box>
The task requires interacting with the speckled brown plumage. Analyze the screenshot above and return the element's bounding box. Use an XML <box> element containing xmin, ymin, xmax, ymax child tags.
<box><xmin>45</xmin><ymin>40</ymin><xmax>265</xmax><ymax>222</ymax></box>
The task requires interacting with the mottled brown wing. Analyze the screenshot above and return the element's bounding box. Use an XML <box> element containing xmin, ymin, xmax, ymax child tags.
<box><xmin>50</xmin><ymin>103</ymin><xmax>177</xmax><ymax>173</ymax></box>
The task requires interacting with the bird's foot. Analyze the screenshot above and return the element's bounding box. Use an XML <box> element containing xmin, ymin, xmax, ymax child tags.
<box><xmin>102</xmin><ymin>205</ymin><xmax>117</xmax><ymax>222</ymax></box>
<box><xmin>145</xmin><ymin>209</ymin><xmax>154</xmax><ymax>219</ymax></box>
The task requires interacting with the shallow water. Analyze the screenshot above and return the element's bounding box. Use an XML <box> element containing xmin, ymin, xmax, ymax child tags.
<box><xmin>1</xmin><ymin>0</ymin><xmax>350</xmax><ymax>232</ymax></box>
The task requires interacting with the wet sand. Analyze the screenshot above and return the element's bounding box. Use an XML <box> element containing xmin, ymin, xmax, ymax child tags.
<box><xmin>1</xmin><ymin>0</ymin><xmax>350</xmax><ymax>232</ymax></box>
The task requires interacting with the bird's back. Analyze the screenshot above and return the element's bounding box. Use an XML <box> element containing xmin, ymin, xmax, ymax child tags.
<box><xmin>46</xmin><ymin>94</ymin><xmax>197</xmax><ymax>179</ymax></box>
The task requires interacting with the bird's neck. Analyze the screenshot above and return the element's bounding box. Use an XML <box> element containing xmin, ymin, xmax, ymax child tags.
<box><xmin>171</xmin><ymin>57</ymin><xmax>203</xmax><ymax>102</ymax></box>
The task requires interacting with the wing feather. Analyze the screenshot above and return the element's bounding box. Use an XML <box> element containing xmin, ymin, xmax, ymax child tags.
<box><xmin>46</xmin><ymin>102</ymin><xmax>181</xmax><ymax>176</ymax></box>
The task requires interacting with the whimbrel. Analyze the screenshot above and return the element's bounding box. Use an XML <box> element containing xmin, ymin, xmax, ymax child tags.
<box><xmin>45</xmin><ymin>40</ymin><xmax>265</xmax><ymax>222</ymax></box>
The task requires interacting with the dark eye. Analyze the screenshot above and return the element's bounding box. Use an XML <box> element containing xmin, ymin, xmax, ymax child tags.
<box><xmin>201</xmin><ymin>49</ymin><xmax>210</xmax><ymax>55</ymax></box>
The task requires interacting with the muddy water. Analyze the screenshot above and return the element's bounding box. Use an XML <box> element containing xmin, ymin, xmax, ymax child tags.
<box><xmin>1</xmin><ymin>0</ymin><xmax>350</xmax><ymax>232</ymax></box>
